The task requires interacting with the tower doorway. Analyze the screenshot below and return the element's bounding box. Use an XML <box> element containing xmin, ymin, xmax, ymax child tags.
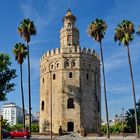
<box><xmin>67</xmin><ymin>122</ymin><xmax>74</xmax><ymax>132</ymax></box>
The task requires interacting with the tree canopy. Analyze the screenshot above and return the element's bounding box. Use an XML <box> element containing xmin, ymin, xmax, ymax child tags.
<box><xmin>17</xmin><ymin>18</ymin><xmax>37</xmax><ymax>43</ymax></box>
<box><xmin>0</xmin><ymin>53</ymin><xmax>16</xmax><ymax>101</ymax></box>
<box><xmin>13</xmin><ymin>43</ymin><xmax>27</xmax><ymax>64</ymax></box>
<box><xmin>114</xmin><ymin>20</ymin><xmax>135</xmax><ymax>46</ymax></box>
<box><xmin>88</xmin><ymin>19</ymin><xmax>107</xmax><ymax>43</ymax></box>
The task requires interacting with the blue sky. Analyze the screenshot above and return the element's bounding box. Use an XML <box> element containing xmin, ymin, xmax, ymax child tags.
<box><xmin>0</xmin><ymin>0</ymin><xmax>140</xmax><ymax>120</ymax></box>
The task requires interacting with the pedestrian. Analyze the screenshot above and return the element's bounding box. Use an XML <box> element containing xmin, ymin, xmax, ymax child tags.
<box><xmin>58</xmin><ymin>126</ymin><xmax>63</xmax><ymax>136</ymax></box>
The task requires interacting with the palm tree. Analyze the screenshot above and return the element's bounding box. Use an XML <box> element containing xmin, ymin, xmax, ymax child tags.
<box><xmin>88</xmin><ymin>19</ymin><xmax>110</xmax><ymax>138</ymax></box>
<box><xmin>17</xmin><ymin>19</ymin><xmax>37</xmax><ymax>133</ymax></box>
<box><xmin>13</xmin><ymin>43</ymin><xmax>27</xmax><ymax>130</ymax></box>
<box><xmin>114</xmin><ymin>20</ymin><xmax>138</xmax><ymax>138</ymax></box>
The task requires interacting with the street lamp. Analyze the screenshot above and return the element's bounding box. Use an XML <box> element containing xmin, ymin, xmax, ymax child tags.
<box><xmin>121</xmin><ymin>108</ymin><xmax>125</xmax><ymax>137</ymax></box>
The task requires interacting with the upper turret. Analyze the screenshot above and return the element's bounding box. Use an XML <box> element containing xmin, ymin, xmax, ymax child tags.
<box><xmin>63</xmin><ymin>8</ymin><xmax>76</xmax><ymax>28</ymax></box>
<box><xmin>60</xmin><ymin>9</ymin><xmax>79</xmax><ymax>51</ymax></box>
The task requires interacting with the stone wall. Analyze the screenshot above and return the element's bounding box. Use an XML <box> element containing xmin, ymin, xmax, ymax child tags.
<box><xmin>40</xmin><ymin>46</ymin><xmax>100</xmax><ymax>133</ymax></box>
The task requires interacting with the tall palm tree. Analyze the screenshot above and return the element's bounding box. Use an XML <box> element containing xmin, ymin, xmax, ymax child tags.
<box><xmin>13</xmin><ymin>43</ymin><xmax>27</xmax><ymax>130</ymax></box>
<box><xmin>114</xmin><ymin>20</ymin><xmax>138</xmax><ymax>138</ymax></box>
<box><xmin>88</xmin><ymin>19</ymin><xmax>110</xmax><ymax>138</ymax></box>
<box><xmin>17</xmin><ymin>19</ymin><xmax>37</xmax><ymax>133</ymax></box>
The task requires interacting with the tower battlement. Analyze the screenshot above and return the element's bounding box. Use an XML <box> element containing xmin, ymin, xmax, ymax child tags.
<box><xmin>40</xmin><ymin>46</ymin><xmax>99</xmax><ymax>62</ymax></box>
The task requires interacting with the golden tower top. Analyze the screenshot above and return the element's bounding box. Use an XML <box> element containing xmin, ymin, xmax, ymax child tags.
<box><xmin>63</xmin><ymin>8</ymin><xmax>76</xmax><ymax>22</ymax></box>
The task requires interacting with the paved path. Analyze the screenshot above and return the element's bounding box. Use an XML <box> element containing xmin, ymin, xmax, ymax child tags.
<box><xmin>3</xmin><ymin>133</ymin><xmax>140</xmax><ymax>140</ymax></box>
<box><xmin>31</xmin><ymin>133</ymin><xmax>140</xmax><ymax>140</ymax></box>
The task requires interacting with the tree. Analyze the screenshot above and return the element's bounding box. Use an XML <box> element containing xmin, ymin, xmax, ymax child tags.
<box><xmin>114</xmin><ymin>20</ymin><xmax>138</xmax><ymax>137</ymax></box>
<box><xmin>0</xmin><ymin>53</ymin><xmax>16</xmax><ymax>101</ymax></box>
<box><xmin>87</xmin><ymin>19</ymin><xmax>110</xmax><ymax>138</ymax></box>
<box><xmin>17</xmin><ymin>18</ymin><xmax>37</xmax><ymax>133</ymax></box>
<box><xmin>2</xmin><ymin>119</ymin><xmax>11</xmax><ymax>131</ymax></box>
<box><xmin>125</xmin><ymin>100</ymin><xmax>140</xmax><ymax>133</ymax></box>
<box><xmin>13</xmin><ymin>43</ymin><xmax>27</xmax><ymax>130</ymax></box>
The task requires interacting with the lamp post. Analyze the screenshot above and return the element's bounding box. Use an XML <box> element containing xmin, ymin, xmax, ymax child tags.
<box><xmin>121</xmin><ymin>108</ymin><xmax>125</xmax><ymax>137</ymax></box>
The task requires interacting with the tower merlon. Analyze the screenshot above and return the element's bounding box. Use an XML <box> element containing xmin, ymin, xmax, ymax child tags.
<box><xmin>40</xmin><ymin>48</ymin><xmax>61</xmax><ymax>62</ymax></box>
<box><xmin>81</xmin><ymin>47</ymin><xmax>100</xmax><ymax>60</ymax></box>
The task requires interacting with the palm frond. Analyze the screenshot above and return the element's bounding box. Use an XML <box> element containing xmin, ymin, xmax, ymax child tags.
<box><xmin>114</xmin><ymin>20</ymin><xmax>135</xmax><ymax>47</ymax></box>
<box><xmin>12</xmin><ymin>43</ymin><xmax>27</xmax><ymax>64</ymax></box>
<box><xmin>87</xmin><ymin>18</ymin><xmax>107</xmax><ymax>43</ymax></box>
<box><xmin>17</xmin><ymin>18</ymin><xmax>37</xmax><ymax>42</ymax></box>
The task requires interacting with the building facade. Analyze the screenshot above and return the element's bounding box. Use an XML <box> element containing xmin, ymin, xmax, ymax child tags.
<box><xmin>1</xmin><ymin>103</ymin><xmax>25</xmax><ymax>125</ymax></box>
<box><xmin>40</xmin><ymin>9</ymin><xmax>101</xmax><ymax>133</ymax></box>
<box><xmin>25</xmin><ymin>112</ymin><xmax>39</xmax><ymax>125</ymax></box>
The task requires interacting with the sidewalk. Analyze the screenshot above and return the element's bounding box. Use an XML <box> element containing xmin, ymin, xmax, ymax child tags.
<box><xmin>31</xmin><ymin>134</ymin><xmax>140</xmax><ymax>140</ymax></box>
<box><xmin>87</xmin><ymin>135</ymin><xmax>140</xmax><ymax>140</ymax></box>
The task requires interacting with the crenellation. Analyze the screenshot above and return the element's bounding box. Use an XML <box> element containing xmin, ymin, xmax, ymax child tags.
<box><xmin>51</xmin><ymin>49</ymin><xmax>55</xmax><ymax>56</ymax></box>
<box><xmin>40</xmin><ymin>47</ymin><xmax>99</xmax><ymax>63</ymax></box>
<box><xmin>94</xmin><ymin>52</ymin><xmax>100</xmax><ymax>60</ymax></box>
<box><xmin>81</xmin><ymin>47</ymin><xmax>86</xmax><ymax>53</ymax></box>
<box><xmin>75</xmin><ymin>45</ymin><xmax>80</xmax><ymax>53</ymax></box>
<box><xmin>47</xmin><ymin>50</ymin><xmax>50</xmax><ymax>57</ymax></box>
<box><xmin>55</xmin><ymin>48</ymin><xmax>60</xmax><ymax>54</ymax></box>
<box><xmin>79</xmin><ymin>47</ymin><xmax>99</xmax><ymax>60</ymax></box>
<box><xmin>92</xmin><ymin>49</ymin><xmax>96</xmax><ymax>55</ymax></box>
<box><xmin>86</xmin><ymin>48</ymin><xmax>91</xmax><ymax>54</ymax></box>
<box><xmin>43</xmin><ymin>54</ymin><xmax>46</xmax><ymax>58</ymax></box>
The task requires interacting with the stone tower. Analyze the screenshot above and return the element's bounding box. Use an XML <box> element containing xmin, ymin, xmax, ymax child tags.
<box><xmin>40</xmin><ymin>9</ymin><xmax>101</xmax><ymax>134</ymax></box>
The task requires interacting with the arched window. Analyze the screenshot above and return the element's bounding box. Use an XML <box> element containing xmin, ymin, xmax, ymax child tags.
<box><xmin>89</xmin><ymin>64</ymin><xmax>91</xmax><ymax>68</ymax></box>
<box><xmin>69</xmin><ymin>72</ymin><xmax>73</xmax><ymax>78</ymax></box>
<box><xmin>66</xmin><ymin>62</ymin><xmax>69</xmax><ymax>67</ymax></box>
<box><xmin>42</xmin><ymin>69</ymin><xmax>44</xmax><ymax>73</ymax></box>
<box><xmin>67</xmin><ymin>98</ymin><xmax>74</xmax><ymax>108</ymax></box>
<box><xmin>68</xmin><ymin>87</ymin><xmax>72</xmax><ymax>93</ymax></box>
<box><xmin>57</xmin><ymin>63</ymin><xmax>59</xmax><ymax>68</ymax></box>
<box><xmin>75</xmin><ymin>47</ymin><xmax>77</xmax><ymax>52</ymax></box>
<box><xmin>51</xmin><ymin>65</ymin><xmax>53</xmax><ymax>69</ymax></box>
<box><xmin>68</xmin><ymin>23</ymin><xmax>71</xmax><ymax>27</ymax></box>
<box><xmin>41</xmin><ymin>101</ymin><xmax>44</xmax><ymax>110</ymax></box>
<box><xmin>53</xmin><ymin>74</ymin><xmax>56</xmax><ymax>80</ymax></box>
<box><xmin>83</xmin><ymin>63</ymin><xmax>85</xmax><ymax>67</ymax></box>
<box><xmin>72</xmin><ymin>61</ymin><xmax>75</xmax><ymax>67</ymax></box>
<box><xmin>86</xmin><ymin>73</ymin><xmax>89</xmax><ymax>80</ymax></box>
<box><xmin>64</xmin><ymin>61</ymin><xmax>67</xmax><ymax>68</ymax></box>
<box><xmin>42</xmin><ymin>77</ymin><xmax>44</xmax><ymax>83</ymax></box>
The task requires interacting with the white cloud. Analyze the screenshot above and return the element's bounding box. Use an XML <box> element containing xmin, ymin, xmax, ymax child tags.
<box><xmin>19</xmin><ymin>0</ymin><xmax>65</xmax><ymax>32</ymax></box>
<box><xmin>20</xmin><ymin>2</ymin><xmax>47</xmax><ymax>32</ymax></box>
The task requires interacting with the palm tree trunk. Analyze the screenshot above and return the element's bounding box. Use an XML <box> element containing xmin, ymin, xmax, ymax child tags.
<box><xmin>20</xmin><ymin>64</ymin><xmax>25</xmax><ymax>130</ymax></box>
<box><xmin>99</xmin><ymin>41</ymin><xmax>110</xmax><ymax>138</ymax></box>
<box><xmin>127</xmin><ymin>45</ymin><xmax>138</xmax><ymax>138</ymax></box>
<box><xmin>27</xmin><ymin>43</ymin><xmax>32</xmax><ymax>134</ymax></box>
